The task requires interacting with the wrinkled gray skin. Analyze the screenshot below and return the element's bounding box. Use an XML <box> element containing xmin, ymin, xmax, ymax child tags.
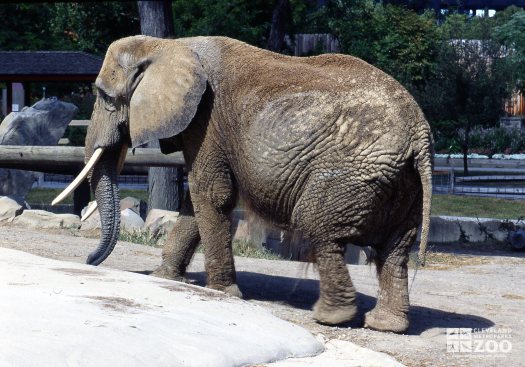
<box><xmin>85</xmin><ymin>35</ymin><xmax>433</xmax><ymax>333</ymax></box>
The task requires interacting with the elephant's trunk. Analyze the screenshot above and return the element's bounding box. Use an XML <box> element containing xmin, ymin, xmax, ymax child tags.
<box><xmin>86</xmin><ymin>150</ymin><xmax>121</xmax><ymax>265</ymax></box>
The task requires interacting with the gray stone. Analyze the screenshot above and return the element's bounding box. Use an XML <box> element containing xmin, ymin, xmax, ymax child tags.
<box><xmin>0</xmin><ymin>99</ymin><xmax>78</xmax><ymax>198</ymax></box>
<box><xmin>426</xmin><ymin>215</ymin><xmax>525</xmax><ymax>246</ymax></box>
<box><xmin>428</xmin><ymin>216</ymin><xmax>462</xmax><ymax>244</ymax></box>
<box><xmin>79</xmin><ymin>211</ymin><xmax>101</xmax><ymax>231</ymax></box>
<box><xmin>121</xmin><ymin>208</ymin><xmax>145</xmax><ymax>231</ymax></box>
<box><xmin>144</xmin><ymin>209</ymin><xmax>179</xmax><ymax>236</ymax></box>
<box><xmin>0</xmin><ymin>196</ymin><xmax>24</xmax><ymax>222</ymax></box>
<box><xmin>13</xmin><ymin>210</ymin><xmax>80</xmax><ymax>229</ymax></box>
<box><xmin>120</xmin><ymin>196</ymin><xmax>147</xmax><ymax>220</ymax></box>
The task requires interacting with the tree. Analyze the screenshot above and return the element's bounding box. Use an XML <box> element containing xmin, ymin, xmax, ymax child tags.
<box><xmin>0</xmin><ymin>4</ymin><xmax>56</xmax><ymax>51</ymax></box>
<box><xmin>137</xmin><ymin>1</ymin><xmax>184</xmax><ymax>212</ymax></box>
<box><xmin>326</xmin><ymin>2</ymin><xmax>439</xmax><ymax>88</ymax></box>
<box><xmin>50</xmin><ymin>2</ymin><xmax>140</xmax><ymax>55</ymax></box>
<box><xmin>137</xmin><ymin>1</ymin><xmax>174</xmax><ymax>38</ymax></box>
<box><xmin>422</xmin><ymin>14</ymin><xmax>517</xmax><ymax>174</ymax></box>
<box><xmin>172</xmin><ymin>0</ymin><xmax>273</xmax><ymax>47</ymax></box>
<box><xmin>493</xmin><ymin>9</ymin><xmax>525</xmax><ymax>92</ymax></box>
<box><xmin>268</xmin><ymin>0</ymin><xmax>291</xmax><ymax>52</ymax></box>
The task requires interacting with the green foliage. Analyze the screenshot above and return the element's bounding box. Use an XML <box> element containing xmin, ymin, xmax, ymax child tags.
<box><xmin>172</xmin><ymin>0</ymin><xmax>273</xmax><ymax>46</ymax></box>
<box><xmin>65</xmin><ymin>126</ymin><xmax>88</xmax><ymax>147</ymax></box>
<box><xmin>326</xmin><ymin>2</ymin><xmax>439</xmax><ymax>87</ymax></box>
<box><xmin>0</xmin><ymin>3</ymin><xmax>139</xmax><ymax>55</ymax></box>
<box><xmin>493</xmin><ymin>9</ymin><xmax>525</xmax><ymax>92</ymax></box>
<box><xmin>416</xmin><ymin>12</ymin><xmax>517</xmax><ymax>154</ymax></box>
<box><xmin>0</xmin><ymin>4</ymin><xmax>56</xmax><ymax>51</ymax></box>
<box><xmin>49</xmin><ymin>2</ymin><xmax>140</xmax><ymax>55</ymax></box>
<box><xmin>290</xmin><ymin>0</ymin><xmax>330</xmax><ymax>34</ymax></box>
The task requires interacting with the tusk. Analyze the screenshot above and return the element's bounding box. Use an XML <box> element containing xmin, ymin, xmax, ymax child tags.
<box><xmin>81</xmin><ymin>201</ymin><xmax>98</xmax><ymax>222</ymax></box>
<box><xmin>52</xmin><ymin>148</ymin><xmax>104</xmax><ymax>206</ymax></box>
<box><xmin>117</xmin><ymin>143</ymin><xmax>128</xmax><ymax>174</ymax></box>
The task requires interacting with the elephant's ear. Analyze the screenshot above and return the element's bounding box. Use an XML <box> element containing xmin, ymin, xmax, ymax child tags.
<box><xmin>129</xmin><ymin>44</ymin><xmax>207</xmax><ymax>148</ymax></box>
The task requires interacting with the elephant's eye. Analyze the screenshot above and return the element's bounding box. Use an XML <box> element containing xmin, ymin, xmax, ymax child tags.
<box><xmin>98</xmin><ymin>88</ymin><xmax>116</xmax><ymax>112</ymax></box>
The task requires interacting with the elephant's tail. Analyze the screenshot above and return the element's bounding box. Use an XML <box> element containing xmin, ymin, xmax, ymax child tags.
<box><xmin>415</xmin><ymin>124</ymin><xmax>434</xmax><ymax>266</ymax></box>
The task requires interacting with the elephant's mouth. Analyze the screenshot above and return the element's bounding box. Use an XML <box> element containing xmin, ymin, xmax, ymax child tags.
<box><xmin>52</xmin><ymin>143</ymin><xmax>128</xmax><ymax>265</ymax></box>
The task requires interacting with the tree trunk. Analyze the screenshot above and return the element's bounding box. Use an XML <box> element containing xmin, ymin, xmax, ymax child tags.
<box><xmin>137</xmin><ymin>1</ymin><xmax>174</xmax><ymax>38</ymax></box>
<box><xmin>137</xmin><ymin>1</ymin><xmax>184</xmax><ymax>211</ymax></box>
<box><xmin>462</xmin><ymin>124</ymin><xmax>470</xmax><ymax>176</ymax></box>
<box><xmin>268</xmin><ymin>0</ymin><xmax>291</xmax><ymax>53</ymax></box>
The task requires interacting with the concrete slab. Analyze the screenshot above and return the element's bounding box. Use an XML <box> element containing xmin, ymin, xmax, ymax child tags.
<box><xmin>267</xmin><ymin>339</ymin><xmax>405</xmax><ymax>367</ymax></box>
<box><xmin>0</xmin><ymin>248</ymin><xmax>322</xmax><ymax>367</ymax></box>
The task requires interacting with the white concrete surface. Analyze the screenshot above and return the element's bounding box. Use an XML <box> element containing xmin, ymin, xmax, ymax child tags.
<box><xmin>268</xmin><ymin>339</ymin><xmax>405</xmax><ymax>367</ymax></box>
<box><xmin>0</xmin><ymin>248</ymin><xmax>323</xmax><ymax>367</ymax></box>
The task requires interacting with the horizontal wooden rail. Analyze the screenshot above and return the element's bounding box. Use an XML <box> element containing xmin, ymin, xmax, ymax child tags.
<box><xmin>69</xmin><ymin>120</ymin><xmax>90</xmax><ymax>127</ymax></box>
<box><xmin>456</xmin><ymin>175</ymin><xmax>525</xmax><ymax>182</ymax></box>
<box><xmin>0</xmin><ymin>146</ymin><xmax>185</xmax><ymax>175</ymax></box>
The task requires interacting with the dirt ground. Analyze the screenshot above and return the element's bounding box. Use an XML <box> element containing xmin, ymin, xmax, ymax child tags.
<box><xmin>1</xmin><ymin>223</ymin><xmax>524</xmax><ymax>367</ymax></box>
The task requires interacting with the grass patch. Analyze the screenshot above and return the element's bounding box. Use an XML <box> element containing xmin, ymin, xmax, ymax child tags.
<box><xmin>26</xmin><ymin>188</ymin><xmax>148</xmax><ymax>205</ymax></box>
<box><xmin>119</xmin><ymin>228</ymin><xmax>162</xmax><ymax>247</ymax></box>
<box><xmin>232</xmin><ymin>240</ymin><xmax>282</xmax><ymax>260</ymax></box>
<box><xmin>196</xmin><ymin>240</ymin><xmax>281</xmax><ymax>260</ymax></box>
<box><xmin>432</xmin><ymin>194</ymin><xmax>525</xmax><ymax>220</ymax></box>
<box><xmin>117</xmin><ymin>230</ymin><xmax>281</xmax><ymax>260</ymax></box>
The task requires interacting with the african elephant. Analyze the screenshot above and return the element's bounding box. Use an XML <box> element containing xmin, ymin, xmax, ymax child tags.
<box><xmin>55</xmin><ymin>35</ymin><xmax>433</xmax><ymax>333</ymax></box>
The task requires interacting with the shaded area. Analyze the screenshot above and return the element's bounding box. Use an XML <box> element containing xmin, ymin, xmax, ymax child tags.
<box><xmin>174</xmin><ymin>270</ymin><xmax>495</xmax><ymax>335</ymax></box>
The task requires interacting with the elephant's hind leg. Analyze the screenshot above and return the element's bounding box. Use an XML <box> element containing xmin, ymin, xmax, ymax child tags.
<box><xmin>312</xmin><ymin>240</ymin><xmax>357</xmax><ymax>325</ymax></box>
<box><xmin>364</xmin><ymin>225</ymin><xmax>418</xmax><ymax>333</ymax></box>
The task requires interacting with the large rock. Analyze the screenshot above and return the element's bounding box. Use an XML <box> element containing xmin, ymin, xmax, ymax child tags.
<box><xmin>80</xmin><ymin>199</ymin><xmax>146</xmax><ymax>232</ymax></box>
<box><xmin>13</xmin><ymin>209</ymin><xmax>80</xmax><ymax>229</ymax></box>
<box><xmin>120</xmin><ymin>196</ymin><xmax>147</xmax><ymax>220</ymax></box>
<box><xmin>121</xmin><ymin>208</ymin><xmax>145</xmax><ymax>231</ymax></box>
<box><xmin>0</xmin><ymin>196</ymin><xmax>24</xmax><ymax>222</ymax></box>
<box><xmin>0</xmin><ymin>99</ymin><xmax>78</xmax><ymax>199</ymax></box>
<box><xmin>144</xmin><ymin>209</ymin><xmax>179</xmax><ymax>236</ymax></box>
<box><xmin>427</xmin><ymin>215</ymin><xmax>525</xmax><ymax>246</ymax></box>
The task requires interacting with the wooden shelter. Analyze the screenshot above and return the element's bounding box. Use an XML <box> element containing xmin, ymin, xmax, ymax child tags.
<box><xmin>0</xmin><ymin>51</ymin><xmax>102</xmax><ymax>114</ymax></box>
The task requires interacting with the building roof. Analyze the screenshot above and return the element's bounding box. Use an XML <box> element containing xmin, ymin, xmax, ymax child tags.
<box><xmin>0</xmin><ymin>51</ymin><xmax>102</xmax><ymax>81</ymax></box>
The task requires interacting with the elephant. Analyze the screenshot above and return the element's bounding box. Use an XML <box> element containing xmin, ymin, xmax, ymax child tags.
<box><xmin>54</xmin><ymin>35</ymin><xmax>433</xmax><ymax>333</ymax></box>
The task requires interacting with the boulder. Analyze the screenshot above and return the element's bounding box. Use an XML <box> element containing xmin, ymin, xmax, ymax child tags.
<box><xmin>0</xmin><ymin>99</ymin><xmax>78</xmax><ymax>199</ymax></box>
<box><xmin>120</xmin><ymin>196</ymin><xmax>147</xmax><ymax>220</ymax></box>
<box><xmin>0</xmin><ymin>196</ymin><xmax>24</xmax><ymax>222</ymax></box>
<box><xmin>80</xmin><ymin>200</ymin><xmax>146</xmax><ymax>232</ymax></box>
<box><xmin>13</xmin><ymin>210</ymin><xmax>80</xmax><ymax>229</ymax></box>
<box><xmin>79</xmin><ymin>211</ymin><xmax>101</xmax><ymax>231</ymax></box>
<box><xmin>121</xmin><ymin>208</ymin><xmax>145</xmax><ymax>231</ymax></box>
<box><xmin>144</xmin><ymin>209</ymin><xmax>179</xmax><ymax>236</ymax></box>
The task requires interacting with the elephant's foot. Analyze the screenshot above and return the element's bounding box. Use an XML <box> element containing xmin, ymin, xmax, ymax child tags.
<box><xmin>208</xmin><ymin>283</ymin><xmax>243</xmax><ymax>298</ymax></box>
<box><xmin>152</xmin><ymin>264</ymin><xmax>186</xmax><ymax>282</ymax></box>
<box><xmin>313</xmin><ymin>299</ymin><xmax>357</xmax><ymax>325</ymax></box>
<box><xmin>364</xmin><ymin>307</ymin><xmax>409</xmax><ymax>333</ymax></box>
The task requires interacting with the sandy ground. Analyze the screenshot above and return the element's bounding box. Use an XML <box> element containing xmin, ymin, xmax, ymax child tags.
<box><xmin>1</xmin><ymin>223</ymin><xmax>524</xmax><ymax>367</ymax></box>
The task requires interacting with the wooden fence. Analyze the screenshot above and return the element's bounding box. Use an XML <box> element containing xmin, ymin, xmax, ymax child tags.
<box><xmin>0</xmin><ymin>145</ymin><xmax>184</xmax><ymax>214</ymax></box>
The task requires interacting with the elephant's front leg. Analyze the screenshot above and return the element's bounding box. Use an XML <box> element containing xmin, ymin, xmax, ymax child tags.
<box><xmin>364</xmin><ymin>226</ymin><xmax>417</xmax><ymax>334</ymax></box>
<box><xmin>153</xmin><ymin>193</ymin><xmax>200</xmax><ymax>281</ymax></box>
<box><xmin>312</xmin><ymin>240</ymin><xmax>357</xmax><ymax>325</ymax></box>
<box><xmin>190</xmin><ymin>173</ymin><xmax>242</xmax><ymax>298</ymax></box>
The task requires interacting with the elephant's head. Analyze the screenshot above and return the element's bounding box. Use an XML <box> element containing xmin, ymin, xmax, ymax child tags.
<box><xmin>53</xmin><ymin>36</ymin><xmax>207</xmax><ymax>265</ymax></box>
